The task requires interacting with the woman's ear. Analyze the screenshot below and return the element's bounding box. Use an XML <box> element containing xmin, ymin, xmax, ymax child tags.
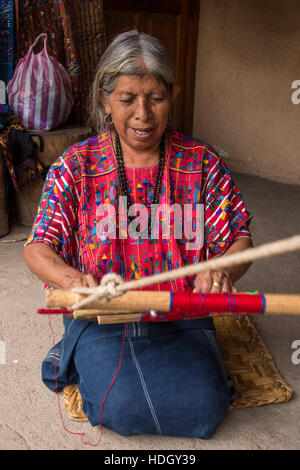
<box><xmin>99</xmin><ymin>89</ymin><xmax>111</xmax><ymax>114</ymax></box>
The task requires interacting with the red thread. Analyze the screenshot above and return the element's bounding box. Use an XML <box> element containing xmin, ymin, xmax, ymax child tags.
<box><xmin>48</xmin><ymin>314</ymin><xmax>127</xmax><ymax>447</ymax></box>
<box><xmin>171</xmin><ymin>293</ymin><xmax>264</xmax><ymax>317</ymax></box>
<box><xmin>38</xmin><ymin>308</ymin><xmax>71</xmax><ymax>314</ymax></box>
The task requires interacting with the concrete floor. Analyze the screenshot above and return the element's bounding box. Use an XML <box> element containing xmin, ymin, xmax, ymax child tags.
<box><xmin>0</xmin><ymin>171</ymin><xmax>300</xmax><ymax>450</ymax></box>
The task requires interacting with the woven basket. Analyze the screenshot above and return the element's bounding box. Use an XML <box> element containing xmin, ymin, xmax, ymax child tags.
<box><xmin>62</xmin><ymin>315</ymin><xmax>293</xmax><ymax>421</ymax></box>
<box><xmin>214</xmin><ymin>315</ymin><xmax>293</xmax><ymax>408</ymax></box>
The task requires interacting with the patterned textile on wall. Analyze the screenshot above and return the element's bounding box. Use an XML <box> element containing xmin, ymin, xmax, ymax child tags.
<box><xmin>17</xmin><ymin>0</ymin><xmax>106</xmax><ymax>125</ymax></box>
<box><xmin>0</xmin><ymin>0</ymin><xmax>14</xmax><ymax>85</ymax></box>
<box><xmin>65</xmin><ymin>1</ymin><xmax>106</xmax><ymax>121</ymax></box>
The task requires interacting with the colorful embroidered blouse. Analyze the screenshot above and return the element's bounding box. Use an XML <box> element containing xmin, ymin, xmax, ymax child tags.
<box><xmin>25</xmin><ymin>131</ymin><xmax>252</xmax><ymax>292</ymax></box>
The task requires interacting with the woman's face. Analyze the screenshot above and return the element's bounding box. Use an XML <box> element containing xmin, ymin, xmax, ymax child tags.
<box><xmin>100</xmin><ymin>74</ymin><xmax>178</xmax><ymax>154</ymax></box>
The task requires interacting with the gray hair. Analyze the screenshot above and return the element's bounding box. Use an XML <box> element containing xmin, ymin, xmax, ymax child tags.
<box><xmin>87</xmin><ymin>29</ymin><xmax>176</xmax><ymax>134</ymax></box>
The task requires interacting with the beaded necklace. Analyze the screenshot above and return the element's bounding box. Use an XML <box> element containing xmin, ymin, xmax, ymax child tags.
<box><xmin>114</xmin><ymin>132</ymin><xmax>166</xmax><ymax>239</ymax></box>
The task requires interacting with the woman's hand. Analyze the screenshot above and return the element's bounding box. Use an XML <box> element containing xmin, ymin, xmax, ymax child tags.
<box><xmin>24</xmin><ymin>243</ymin><xmax>100</xmax><ymax>291</ymax></box>
<box><xmin>192</xmin><ymin>238</ymin><xmax>253</xmax><ymax>294</ymax></box>
<box><xmin>61</xmin><ymin>272</ymin><xmax>100</xmax><ymax>291</ymax></box>
<box><xmin>193</xmin><ymin>269</ymin><xmax>237</xmax><ymax>294</ymax></box>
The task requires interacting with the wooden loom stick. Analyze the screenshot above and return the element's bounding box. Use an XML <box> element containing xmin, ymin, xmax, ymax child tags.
<box><xmin>264</xmin><ymin>294</ymin><xmax>300</xmax><ymax>314</ymax></box>
<box><xmin>97</xmin><ymin>314</ymin><xmax>147</xmax><ymax>324</ymax></box>
<box><xmin>95</xmin><ymin>296</ymin><xmax>300</xmax><ymax>325</ymax></box>
<box><xmin>88</xmin><ymin>295</ymin><xmax>300</xmax><ymax>324</ymax></box>
<box><xmin>45</xmin><ymin>289</ymin><xmax>171</xmax><ymax>312</ymax></box>
<box><xmin>95</xmin><ymin>312</ymin><xmax>252</xmax><ymax>325</ymax></box>
<box><xmin>73</xmin><ymin>309</ymin><xmax>136</xmax><ymax>320</ymax></box>
<box><xmin>47</xmin><ymin>305</ymin><xmax>300</xmax><ymax>325</ymax></box>
<box><xmin>43</xmin><ymin>290</ymin><xmax>300</xmax><ymax>321</ymax></box>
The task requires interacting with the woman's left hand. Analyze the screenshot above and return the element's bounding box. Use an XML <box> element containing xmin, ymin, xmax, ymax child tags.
<box><xmin>193</xmin><ymin>269</ymin><xmax>237</xmax><ymax>293</ymax></box>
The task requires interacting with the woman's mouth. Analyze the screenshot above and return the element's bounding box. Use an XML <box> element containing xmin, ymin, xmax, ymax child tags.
<box><xmin>131</xmin><ymin>128</ymin><xmax>154</xmax><ymax>138</ymax></box>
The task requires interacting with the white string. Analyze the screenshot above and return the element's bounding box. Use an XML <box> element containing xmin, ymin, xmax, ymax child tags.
<box><xmin>71</xmin><ymin>273</ymin><xmax>124</xmax><ymax>310</ymax></box>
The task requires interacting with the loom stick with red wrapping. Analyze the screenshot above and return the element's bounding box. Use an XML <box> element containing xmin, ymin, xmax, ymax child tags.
<box><xmin>38</xmin><ymin>290</ymin><xmax>300</xmax><ymax>324</ymax></box>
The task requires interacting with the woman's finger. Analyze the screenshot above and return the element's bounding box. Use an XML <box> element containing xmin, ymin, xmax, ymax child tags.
<box><xmin>193</xmin><ymin>277</ymin><xmax>203</xmax><ymax>293</ymax></box>
<box><xmin>211</xmin><ymin>280</ymin><xmax>223</xmax><ymax>293</ymax></box>
<box><xmin>83</xmin><ymin>274</ymin><xmax>100</xmax><ymax>287</ymax></box>
<box><xmin>193</xmin><ymin>271</ymin><xmax>212</xmax><ymax>293</ymax></box>
<box><xmin>194</xmin><ymin>270</ymin><xmax>222</xmax><ymax>293</ymax></box>
<box><xmin>211</xmin><ymin>270</ymin><xmax>225</xmax><ymax>293</ymax></box>
<box><xmin>221</xmin><ymin>277</ymin><xmax>232</xmax><ymax>293</ymax></box>
<box><xmin>193</xmin><ymin>270</ymin><xmax>235</xmax><ymax>294</ymax></box>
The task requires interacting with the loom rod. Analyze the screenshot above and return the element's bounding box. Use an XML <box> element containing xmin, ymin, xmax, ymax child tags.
<box><xmin>42</xmin><ymin>290</ymin><xmax>300</xmax><ymax>319</ymax></box>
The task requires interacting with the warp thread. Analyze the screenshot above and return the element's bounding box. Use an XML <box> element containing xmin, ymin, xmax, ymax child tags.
<box><xmin>48</xmin><ymin>313</ymin><xmax>127</xmax><ymax>447</ymax></box>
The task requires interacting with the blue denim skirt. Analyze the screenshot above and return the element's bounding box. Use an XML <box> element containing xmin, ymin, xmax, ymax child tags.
<box><xmin>42</xmin><ymin>317</ymin><xmax>235</xmax><ymax>439</ymax></box>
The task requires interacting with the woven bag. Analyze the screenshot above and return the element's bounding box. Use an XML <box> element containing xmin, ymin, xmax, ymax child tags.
<box><xmin>7</xmin><ymin>33</ymin><xmax>73</xmax><ymax>131</ymax></box>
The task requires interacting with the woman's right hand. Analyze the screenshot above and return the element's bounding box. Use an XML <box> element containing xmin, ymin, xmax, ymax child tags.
<box><xmin>24</xmin><ymin>243</ymin><xmax>100</xmax><ymax>291</ymax></box>
<box><xmin>61</xmin><ymin>272</ymin><xmax>100</xmax><ymax>291</ymax></box>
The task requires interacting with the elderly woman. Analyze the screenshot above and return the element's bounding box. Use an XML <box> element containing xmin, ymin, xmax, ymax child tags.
<box><xmin>24</xmin><ymin>30</ymin><xmax>252</xmax><ymax>439</ymax></box>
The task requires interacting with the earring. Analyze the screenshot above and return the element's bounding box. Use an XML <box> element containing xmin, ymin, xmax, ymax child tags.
<box><xmin>104</xmin><ymin>113</ymin><xmax>114</xmax><ymax>126</ymax></box>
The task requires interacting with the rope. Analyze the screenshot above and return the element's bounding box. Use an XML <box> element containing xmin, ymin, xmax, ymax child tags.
<box><xmin>71</xmin><ymin>233</ymin><xmax>300</xmax><ymax>311</ymax></box>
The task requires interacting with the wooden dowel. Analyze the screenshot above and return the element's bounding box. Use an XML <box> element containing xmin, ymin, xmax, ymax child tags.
<box><xmin>76</xmin><ymin>308</ymin><xmax>300</xmax><ymax>325</ymax></box>
<box><xmin>97</xmin><ymin>307</ymin><xmax>300</xmax><ymax>325</ymax></box>
<box><xmin>264</xmin><ymin>294</ymin><xmax>300</xmax><ymax>315</ymax></box>
<box><xmin>96</xmin><ymin>312</ymin><xmax>257</xmax><ymax>325</ymax></box>
<box><xmin>44</xmin><ymin>290</ymin><xmax>300</xmax><ymax>320</ymax></box>
<box><xmin>73</xmin><ymin>309</ymin><xmax>135</xmax><ymax>319</ymax></box>
<box><xmin>45</xmin><ymin>290</ymin><xmax>83</xmax><ymax>309</ymax></box>
<box><xmin>97</xmin><ymin>314</ymin><xmax>143</xmax><ymax>324</ymax></box>
<box><xmin>45</xmin><ymin>289</ymin><xmax>170</xmax><ymax>312</ymax></box>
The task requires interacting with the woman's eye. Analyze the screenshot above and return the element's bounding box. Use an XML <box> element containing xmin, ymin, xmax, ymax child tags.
<box><xmin>119</xmin><ymin>97</ymin><xmax>164</xmax><ymax>104</ymax></box>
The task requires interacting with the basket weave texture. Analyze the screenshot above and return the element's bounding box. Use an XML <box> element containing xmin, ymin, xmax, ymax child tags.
<box><xmin>63</xmin><ymin>384</ymin><xmax>88</xmax><ymax>422</ymax></box>
<box><xmin>214</xmin><ymin>315</ymin><xmax>293</xmax><ymax>408</ymax></box>
<box><xmin>63</xmin><ymin>315</ymin><xmax>293</xmax><ymax>421</ymax></box>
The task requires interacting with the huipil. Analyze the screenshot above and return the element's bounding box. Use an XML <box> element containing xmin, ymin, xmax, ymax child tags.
<box><xmin>25</xmin><ymin>130</ymin><xmax>252</xmax><ymax>293</ymax></box>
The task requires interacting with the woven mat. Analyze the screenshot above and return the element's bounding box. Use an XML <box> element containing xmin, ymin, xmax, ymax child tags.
<box><xmin>214</xmin><ymin>315</ymin><xmax>293</xmax><ymax>408</ymax></box>
<box><xmin>63</xmin><ymin>315</ymin><xmax>293</xmax><ymax>421</ymax></box>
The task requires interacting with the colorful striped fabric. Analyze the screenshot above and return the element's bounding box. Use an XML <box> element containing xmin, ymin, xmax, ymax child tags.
<box><xmin>7</xmin><ymin>33</ymin><xmax>73</xmax><ymax>130</ymax></box>
<box><xmin>25</xmin><ymin>131</ymin><xmax>252</xmax><ymax>292</ymax></box>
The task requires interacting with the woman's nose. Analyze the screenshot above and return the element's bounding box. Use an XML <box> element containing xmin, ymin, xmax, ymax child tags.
<box><xmin>134</xmin><ymin>98</ymin><xmax>151</xmax><ymax>122</ymax></box>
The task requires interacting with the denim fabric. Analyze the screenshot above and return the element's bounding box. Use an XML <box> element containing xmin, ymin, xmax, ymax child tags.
<box><xmin>42</xmin><ymin>317</ymin><xmax>235</xmax><ymax>439</ymax></box>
